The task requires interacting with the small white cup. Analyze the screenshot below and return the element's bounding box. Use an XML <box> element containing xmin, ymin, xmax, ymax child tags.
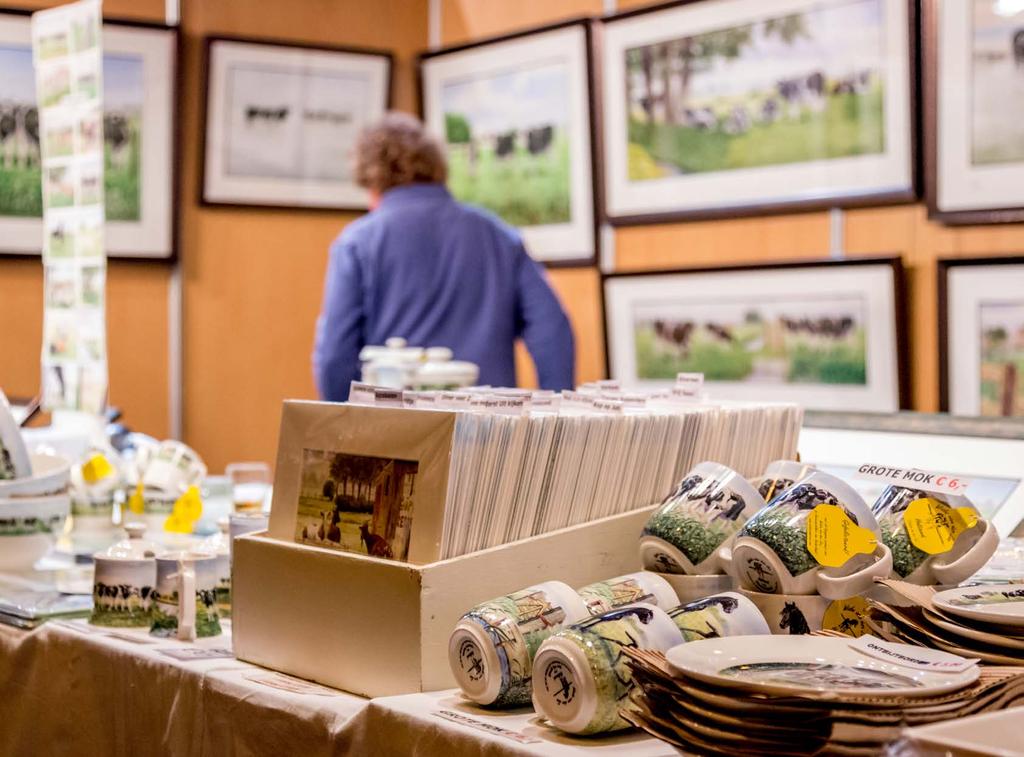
<box><xmin>228</xmin><ymin>511</ymin><xmax>269</xmax><ymax>559</ymax></box>
<box><xmin>725</xmin><ymin>470</ymin><xmax>893</xmax><ymax>599</ymax></box>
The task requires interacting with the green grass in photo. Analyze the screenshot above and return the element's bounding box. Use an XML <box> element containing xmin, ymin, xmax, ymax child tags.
<box><xmin>0</xmin><ymin>166</ymin><xmax>43</xmax><ymax>216</ymax></box>
<box><xmin>446</xmin><ymin>131</ymin><xmax>571</xmax><ymax>227</ymax></box>
<box><xmin>627</xmin><ymin>88</ymin><xmax>885</xmax><ymax>180</ymax></box>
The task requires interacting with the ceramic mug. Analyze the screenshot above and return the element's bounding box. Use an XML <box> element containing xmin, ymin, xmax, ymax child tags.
<box><xmin>141</xmin><ymin>440</ymin><xmax>206</xmax><ymax>495</ymax></box>
<box><xmin>448</xmin><ymin>581</ymin><xmax>589</xmax><ymax>708</ymax></box>
<box><xmin>201</xmin><ymin>518</ymin><xmax>232</xmax><ymax>618</ymax></box>
<box><xmin>90</xmin><ymin>552</ymin><xmax>157</xmax><ymax>627</ymax></box>
<box><xmin>228</xmin><ymin>511</ymin><xmax>269</xmax><ymax>559</ymax></box>
<box><xmin>532</xmin><ymin>603</ymin><xmax>685</xmax><ymax>735</ymax></box>
<box><xmin>658</xmin><ymin>573</ymin><xmax>735</xmax><ymax>603</ymax></box>
<box><xmin>576</xmin><ymin>571</ymin><xmax>678</xmax><ymax>615</ymax></box>
<box><xmin>150</xmin><ymin>551</ymin><xmax>222</xmax><ymax>640</ymax></box>
<box><xmin>872</xmin><ymin>485</ymin><xmax>1000</xmax><ymax>585</ymax></box>
<box><xmin>639</xmin><ymin>462</ymin><xmax>764</xmax><ymax>575</ymax></box>
<box><xmin>725</xmin><ymin>471</ymin><xmax>893</xmax><ymax>599</ymax></box>
<box><xmin>738</xmin><ymin>588</ymin><xmax>871</xmax><ymax>637</ymax></box>
<box><xmin>668</xmin><ymin>590</ymin><xmax>770</xmax><ymax>642</ymax></box>
<box><xmin>750</xmin><ymin>460</ymin><xmax>816</xmax><ymax>503</ymax></box>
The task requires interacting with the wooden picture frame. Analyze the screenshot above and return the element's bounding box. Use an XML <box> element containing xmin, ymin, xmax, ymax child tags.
<box><xmin>923</xmin><ymin>0</ymin><xmax>1024</xmax><ymax>225</ymax></box>
<box><xmin>0</xmin><ymin>10</ymin><xmax>179</xmax><ymax>259</ymax></box>
<box><xmin>603</xmin><ymin>256</ymin><xmax>909</xmax><ymax>412</ymax></box>
<box><xmin>200</xmin><ymin>35</ymin><xmax>392</xmax><ymax>212</ymax></box>
<box><xmin>418</xmin><ymin>18</ymin><xmax>600</xmax><ymax>267</ymax></box>
<box><xmin>599</xmin><ymin>0</ymin><xmax>919</xmax><ymax>225</ymax></box>
<box><xmin>938</xmin><ymin>256</ymin><xmax>1024</xmax><ymax>417</ymax></box>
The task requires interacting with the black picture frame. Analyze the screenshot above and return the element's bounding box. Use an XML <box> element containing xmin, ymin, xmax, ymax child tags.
<box><xmin>598</xmin><ymin>0</ymin><xmax>920</xmax><ymax>226</ymax></box>
<box><xmin>937</xmin><ymin>255</ymin><xmax>1024</xmax><ymax>415</ymax></box>
<box><xmin>0</xmin><ymin>8</ymin><xmax>181</xmax><ymax>261</ymax></box>
<box><xmin>417</xmin><ymin>17</ymin><xmax>601</xmax><ymax>268</ymax></box>
<box><xmin>602</xmin><ymin>256</ymin><xmax>910</xmax><ymax>411</ymax></box>
<box><xmin>922</xmin><ymin>0</ymin><xmax>1024</xmax><ymax>225</ymax></box>
<box><xmin>199</xmin><ymin>34</ymin><xmax>393</xmax><ymax>213</ymax></box>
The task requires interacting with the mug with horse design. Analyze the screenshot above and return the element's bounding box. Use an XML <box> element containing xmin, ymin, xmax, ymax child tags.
<box><xmin>738</xmin><ymin>589</ymin><xmax>871</xmax><ymax>637</ymax></box>
<box><xmin>640</xmin><ymin>462</ymin><xmax>764</xmax><ymax>575</ymax></box>
<box><xmin>726</xmin><ymin>470</ymin><xmax>892</xmax><ymax>598</ymax></box>
<box><xmin>448</xmin><ymin>581</ymin><xmax>589</xmax><ymax>708</ymax></box>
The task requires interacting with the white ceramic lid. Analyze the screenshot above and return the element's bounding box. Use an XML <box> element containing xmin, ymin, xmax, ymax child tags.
<box><xmin>102</xmin><ymin>522</ymin><xmax>160</xmax><ymax>559</ymax></box>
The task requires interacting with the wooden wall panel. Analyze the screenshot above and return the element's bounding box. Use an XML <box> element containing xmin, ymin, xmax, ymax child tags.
<box><xmin>178</xmin><ymin>0</ymin><xmax>428</xmax><ymax>472</ymax></box>
<box><xmin>0</xmin><ymin>0</ymin><xmax>170</xmax><ymax>438</ymax></box>
<box><xmin>440</xmin><ymin>0</ymin><xmax>602</xmax><ymax>46</ymax></box>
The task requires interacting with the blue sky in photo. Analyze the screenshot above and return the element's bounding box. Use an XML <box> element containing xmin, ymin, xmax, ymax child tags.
<box><xmin>0</xmin><ymin>44</ymin><xmax>142</xmax><ymax>109</ymax></box>
<box><xmin>441</xmin><ymin>59</ymin><xmax>569</xmax><ymax>134</ymax></box>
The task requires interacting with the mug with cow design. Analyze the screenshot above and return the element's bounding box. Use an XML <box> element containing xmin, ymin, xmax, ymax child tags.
<box><xmin>750</xmin><ymin>460</ymin><xmax>816</xmax><ymax>504</ymax></box>
<box><xmin>150</xmin><ymin>551</ymin><xmax>222</xmax><ymax>640</ymax></box>
<box><xmin>639</xmin><ymin>462</ymin><xmax>765</xmax><ymax>576</ymax></box>
<box><xmin>90</xmin><ymin>552</ymin><xmax>157</xmax><ymax>627</ymax></box>
<box><xmin>871</xmin><ymin>485</ymin><xmax>999</xmax><ymax>586</ymax></box>
<box><xmin>725</xmin><ymin>471</ymin><xmax>892</xmax><ymax>599</ymax></box>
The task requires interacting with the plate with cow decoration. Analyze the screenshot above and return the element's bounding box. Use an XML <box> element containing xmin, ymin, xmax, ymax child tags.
<box><xmin>602</xmin><ymin>257</ymin><xmax>907</xmax><ymax>412</ymax></box>
<box><xmin>419</xmin><ymin>18</ymin><xmax>598</xmax><ymax>266</ymax></box>
<box><xmin>932</xmin><ymin>585</ymin><xmax>1024</xmax><ymax>629</ymax></box>
<box><xmin>600</xmin><ymin>0</ymin><xmax>917</xmax><ymax>223</ymax></box>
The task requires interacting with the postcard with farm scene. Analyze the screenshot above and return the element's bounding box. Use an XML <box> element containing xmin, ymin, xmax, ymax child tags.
<box><xmin>978</xmin><ymin>301</ymin><xmax>1024</xmax><ymax>417</ymax></box>
<box><xmin>295</xmin><ymin>448</ymin><xmax>419</xmax><ymax>561</ymax></box>
<box><xmin>633</xmin><ymin>295</ymin><xmax>868</xmax><ymax>387</ymax></box>
<box><xmin>970</xmin><ymin>0</ymin><xmax>1024</xmax><ymax>167</ymax></box>
<box><xmin>623</xmin><ymin>0</ymin><xmax>886</xmax><ymax>181</ymax></box>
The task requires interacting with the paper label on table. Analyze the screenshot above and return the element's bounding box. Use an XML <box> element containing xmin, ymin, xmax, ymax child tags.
<box><xmin>903</xmin><ymin>498</ymin><xmax>978</xmax><ymax>555</ymax></box>
<box><xmin>348</xmin><ymin>382</ymin><xmax>376</xmax><ymax>406</ymax></box>
<box><xmin>243</xmin><ymin>671</ymin><xmax>341</xmax><ymax>697</ymax></box>
<box><xmin>433</xmin><ymin>710</ymin><xmax>540</xmax><ymax>744</ymax></box>
<box><xmin>849</xmin><ymin>635</ymin><xmax>978</xmax><ymax>672</ymax></box>
<box><xmin>855</xmin><ymin>464</ymin><xmax>972</xmax><ymax>496</ymax></box>
<box><xmin>127</xmin><ymin>482</ymin><xmax>145</xmax><ymax>514</ymax></box>
<box><xmin>159</xmin><ymin>647</ymin><xmax>235</xmax><ymax>661</ymax></box>
<box><xmin>675</xmin><ymin>372</ymin><xmax>704</xmax><ymax>397</ymax></box>
<box><xmin>806</xmin><ymin>504</ymin><xmax>878</xmax><ymax>568</ymax></box>
<box><xmin>81</xmin><ymin>453</ymin><xmax>114</xmax><ymax>484</ymax></box>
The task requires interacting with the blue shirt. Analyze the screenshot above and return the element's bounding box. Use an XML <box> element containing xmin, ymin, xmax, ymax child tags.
<box><xmin>313</xmin><ymin>183</ymin><xmax>575</xmax><ymax>401</ymax></box>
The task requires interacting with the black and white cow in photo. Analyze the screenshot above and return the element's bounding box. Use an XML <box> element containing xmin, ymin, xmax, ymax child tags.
<box><xmin>0</xmin><ymin>103</ymin><xmax>40</xmax><ymax>168</ymax></box>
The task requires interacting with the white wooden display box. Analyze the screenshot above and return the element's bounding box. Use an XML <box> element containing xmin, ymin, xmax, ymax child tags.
<box><xmin>231</xmin><ymin>505</ymin><xmax>656</xmax><ymax>698</ymax></box>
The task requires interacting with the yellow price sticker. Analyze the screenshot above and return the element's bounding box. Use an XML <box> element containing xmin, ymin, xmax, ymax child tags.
<box><xmin>903</xmin><ymin>498</ymin><xmax>978</xmax><ymax>555</ymax></box>
<box><xmin>163</xmin><ymin>486</ymin><xmax>203</xmax><ymax>533</ymax></box>
<box><xmin>127</xmin><ymin>482</ymin><xmax>146</xmax><ymax>514</ymax></box>
<box><xmin>81</xmin><ymin>454</ymin><xmax>114</xmax><ymax>484</ymax></box>
<box><xmin>806</xmin><ymin>504</ymin><xmax>878</xmax><ymax>568</ymax></box>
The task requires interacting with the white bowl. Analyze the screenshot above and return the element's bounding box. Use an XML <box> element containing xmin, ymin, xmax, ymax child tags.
<box><xmin>0</xmin><ymin>452</ymin><xmax>71</xmax><ymax>498</ymax></box>
<box><xmin>0</xmin><ymin>492</ymin><xmax>70</xmax><ymax>570</ymax></box>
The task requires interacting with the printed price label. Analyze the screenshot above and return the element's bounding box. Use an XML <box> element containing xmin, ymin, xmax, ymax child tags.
<box><xmin>81</xmin><ymin>454</ymin><xmax>113</xmax><ymax>484</ymax></box>
<box><xmin>850</xmin><ymin>635</ymin><xmax>978</xmax><ymax>672</ymax></box>
<box><xmin>674</xmin><ymin>372</ymin><xmax>704</xmax><ymax>398</ymax></box>
<box><xmin>806</xmin><ymin>504</ymin><xmax>877</xmax><ymax>568</ymax></box>
<box><xmin>903</xmin><ymin>497</ymin><xmax>978</xmax><ymax>555</ymax></box>
<box><xmin>856</xmin><ymin>464</ymin><xmax>972</xmax><ymax>496</ymax></box>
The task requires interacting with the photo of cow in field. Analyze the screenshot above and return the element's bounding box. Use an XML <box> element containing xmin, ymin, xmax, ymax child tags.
<box><xmin>623</xmin><ymin>0</ymin><xmax>887</xmax><ymax>180</ymax></box>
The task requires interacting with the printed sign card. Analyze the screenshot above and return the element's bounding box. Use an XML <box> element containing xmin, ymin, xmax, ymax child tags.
<box><xmin>32</xmin><ymin>0</ymin><xmax>108</xmax><ymax>413</ymax></box>
<box><xmin>267</xmin><ymin>401</ymin><xmax>456</xmax><ymax>565</ymax></box>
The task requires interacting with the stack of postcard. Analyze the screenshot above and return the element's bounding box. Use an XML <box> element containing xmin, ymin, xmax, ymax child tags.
<box><xmin>866</xmin><ymin>579</ymin><xmax>1024</xmax><ymax>666</ymax></box>
<box><xmin>621</xmin><ymin>645</ymin><xmax>1024</xmax><ymax>756</ymax></box>
<box><xmin>268</xmin><ymin>386</ymin><xmax>802</xmax><ymax>564</ymax></box>
<box><xmin>0</xmin><ymin>572</ymin><xmax>92</xmax><ymax>629</ymax></box>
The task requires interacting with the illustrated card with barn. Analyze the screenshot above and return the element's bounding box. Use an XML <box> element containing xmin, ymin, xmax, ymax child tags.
<box><xmin>267</xmin><ymin>401</ymin><xmax>456</xmax><ymax>564</ymax></box>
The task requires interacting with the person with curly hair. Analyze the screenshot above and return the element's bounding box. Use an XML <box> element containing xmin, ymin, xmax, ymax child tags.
<box><xmin>313</xmin><ymin>112</ymin><xmax>575</xmax><ymax>400</ymax></box>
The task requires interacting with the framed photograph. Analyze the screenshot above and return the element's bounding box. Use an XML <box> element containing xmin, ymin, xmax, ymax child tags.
<box><xmin>600</xmin><ymin>0</ymin><xmax>916</xmax><ymax>223</ymax></box>
<box><xmin>419</xmin><ymin>19</ymin><xmax>598</xmax><ymax>266</ymax></box>
<box><xmin>201</xmin><ymin>36</ymin><xmax>391</xmax><ymax>210</ymax></box>
<box><xmin>603</xmin><ymin>257</ymin><xmax>907</xmax><ymax>412</ymax></box>
<box><xmin>0</xmin><ymin>11</ymin><xmax>177</xmax><ymax>258</ymax></box>
<box><xmin>924</xmin><ymin>0</ymin><xmax>1024</xmax><ymax>224</ymax></box>
<box><xmin>267</xmin><ymin>401</ymin><xmax>456</xmax><ymax>564</ymax></box>
<box><xmin>939</xmin><ymin>257</ymin><xmax>1024</xmax><ymax>417</ymax></box>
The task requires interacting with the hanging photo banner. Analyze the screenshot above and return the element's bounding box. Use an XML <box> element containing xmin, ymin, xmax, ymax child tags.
<box><xmin>32</xmin><ymin>0</ymin><xmax>108</xmax><ymax>414</ymax></box>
